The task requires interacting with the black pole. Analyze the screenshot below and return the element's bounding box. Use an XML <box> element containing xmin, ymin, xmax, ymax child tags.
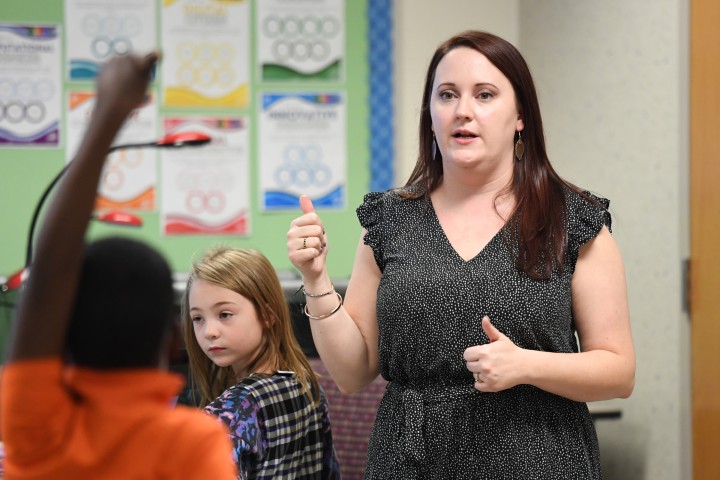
<box><xmin>24</xmin><ymin>137</ymin><xmax>211</xmax><ymax>268</ymax></box>
<box><xmin>24</xmin><ymin>142</ymin><xmax>157</xmax><ymax>266</ymax></box>
<box><xmin>25</xmin><ymin>163</ymin><xmax>70</xmax><ymax>266</ymax></box>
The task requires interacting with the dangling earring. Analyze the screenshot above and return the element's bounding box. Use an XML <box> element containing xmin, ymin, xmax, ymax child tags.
<box><xmin>432</xmin><ymin>133</ymin><xmax>438</xmax><ymax>160</ymax></box>
<box><xmin>514</xmin><ymin>131</ymin><xmax>525</xmax><ymax>161</ymax></box>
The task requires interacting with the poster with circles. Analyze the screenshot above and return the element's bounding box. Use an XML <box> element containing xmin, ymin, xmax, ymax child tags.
<box><xmin>64</xmin><ymin>0</ymin><xmax>157</xmax><ymax>81</ymax></box>
<box><xmin>161</xmin><ymin>0</ymin><xmax>250</xmax><ymax>108</ymax></box>
<box><xmin>66</xmin><ymin>92</ymin><xmax>158</xmax><ymax>211</ymax></box>
<box><xmin>259</xmin><ymin>92</ymin><xmax>346</xmax><ymax>210</ymax></box>
<box><xmin>0</xmin><ymin>25</ymin><xmax>61</xmax><ymax>147</ymax></box>
<box><xmin>257</xmin><ymin>0</ymin><xmax>344</xmax><ymax>82</ymax></box>
<box><xmin>161</xmin><ymin>117</ymin><xmax>250</xmax><ymax>235</ymax></box>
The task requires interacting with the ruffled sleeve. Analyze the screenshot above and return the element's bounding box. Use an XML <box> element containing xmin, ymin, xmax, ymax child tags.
<box><xmin>566</xmin><ymin>189</ymin><xmax>612</xmax><ymax>270</ymax></box>
<box><xmin>356</xmin><ymin>191</ymin><xmax>387</xmax><ymax>272</ymax></box>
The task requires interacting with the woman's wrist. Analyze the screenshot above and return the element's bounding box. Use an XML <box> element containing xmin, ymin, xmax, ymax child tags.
<box><xmin>301</xmin><ymin>273</ymin><xmax>333</xmax><ymax>295</ymax></box>
<box><xmin>301</xmin><ymin>283</ymin><xmax>335</xmax><ymax>297</ymax></box>
<box><xmin>303</xmin><ymin>292</ymin><xmax>343</xmax><ymax>320</ymax></box>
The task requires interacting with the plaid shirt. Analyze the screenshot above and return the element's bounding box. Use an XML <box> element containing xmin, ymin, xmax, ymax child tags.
<box><xmin>205</xmin><ymin>372</ymin><xmax>341</xmax><ymax>480</ymax></box>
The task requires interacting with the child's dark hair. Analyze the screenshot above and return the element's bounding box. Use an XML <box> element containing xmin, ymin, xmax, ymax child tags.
<box><xmin>66</xmin><ymin>236</ymin><xmax>176</xmax><ymax>369</ymax></box>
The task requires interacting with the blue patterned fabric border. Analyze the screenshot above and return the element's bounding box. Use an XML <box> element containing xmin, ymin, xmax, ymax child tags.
<box><xmin>368</xmin><ymin>0</ymin><xmax>394</xmax><ymax>192</ymax></box>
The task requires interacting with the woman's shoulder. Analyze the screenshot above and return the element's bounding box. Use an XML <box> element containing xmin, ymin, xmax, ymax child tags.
<box><xmin>562</xmin><ymin>186</ymin><xmax>611</xmax><ymax>228</ymax></box>
<box><xmin>561</xmin><ymin>185</ymin><xmax>612</xmax><ymax>255</ymax></box>
<box><xmin>357</xmin><ymin>187</ymin><xmax>424</xmax><ymax>221</ymax></box>
<box><xmin>563</xmin><ymin>185</ymin><xmax>610</xmax><ymax>210</ymax></box>
<box><xmin>358</xmin><ymin>188</ymin><xmax>405</xmax><ymax>209</ymax></box>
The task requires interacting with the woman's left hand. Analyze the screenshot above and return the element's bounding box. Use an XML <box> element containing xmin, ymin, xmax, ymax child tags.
<box><xmin>463</xmin><ymin>316</ymin><xmax>527</xmax><ymax>392</ymax></box>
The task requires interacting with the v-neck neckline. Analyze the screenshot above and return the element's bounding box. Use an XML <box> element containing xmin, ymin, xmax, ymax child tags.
<box><xmin>427</xmin><ymin>197</ymin><xmax>507</xmax><ymax>264</ymax></box>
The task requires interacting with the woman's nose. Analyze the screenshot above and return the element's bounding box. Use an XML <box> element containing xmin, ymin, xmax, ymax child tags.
<box><xmin>455</xmin><ymin>96</ymin><xmax>472</xmax><ymax>120</ymax></box>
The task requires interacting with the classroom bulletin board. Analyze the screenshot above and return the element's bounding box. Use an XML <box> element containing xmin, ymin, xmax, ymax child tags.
<box><xmin>0</xmin><ymin>0</ymin><xmax>394</xmax><ymax>286</ymax></box>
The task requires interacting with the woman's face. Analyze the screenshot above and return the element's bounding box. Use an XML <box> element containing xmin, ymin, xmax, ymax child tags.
<box><xmin>189</xmin><ymin>279</ymin><xmax>266</xmax><ymax>380</ymax></box>
<box><xmin>430</xmin><ymin>47</ymin><xmax>523</xmax><ymax>175</ymax></box>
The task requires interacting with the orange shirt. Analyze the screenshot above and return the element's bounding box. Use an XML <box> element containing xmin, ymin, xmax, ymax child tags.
<box><xmin>0</xmin><ymin>358</ymin><xmax>235</xmax><ymax>480</ymax></box>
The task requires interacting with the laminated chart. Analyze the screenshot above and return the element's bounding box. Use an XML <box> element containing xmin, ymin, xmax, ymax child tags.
<box><xmin>161</xmin><ymin>0</ymin><xmax>250</xmax><ymax>108</ymax></box>
<box><xmin>257</xmin><ymin>0</ymin><xmax>345</xmax><ymax>82</ymax></box>
<box><xmin>161</xmin><ymin>117</ymin><xmax>250</xmax><ymax>235</ymax></box>
<box><xmin>259</xmin><ymin>92</ymin><xmax>346</xmax><ymax>210</ymax></box>
<box><xmin>66</xmin><ymin>92</ymin><xmax>158</xmax><ymax>211</ymax></box>
<box><xmin>64</xmin><ymin>0</ymin><xmax>156</xmax><ymax>80</ymax></box>
<box><xmin>0</xmin><ymin>25</ymin><xmax>61</xmax><ymax>147</ymax></box>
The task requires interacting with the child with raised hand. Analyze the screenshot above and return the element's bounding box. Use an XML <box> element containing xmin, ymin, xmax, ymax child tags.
<box><xmin>182</xmin><ymin>247</ymin><xmax>341</xmax><ymax>480</ymax></box>
<box><xmin>0</xmin><ymin>53</ymin><xmax>236</xmax><ymax>479</ymax></box>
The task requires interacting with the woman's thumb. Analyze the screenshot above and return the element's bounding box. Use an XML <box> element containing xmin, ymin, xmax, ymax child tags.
<box><xmin>299</xmin><ymin>194</ymin><xmax>315</xmax><ymax>214</ymax></box>
<box><xmin>482</xmin><ymin>316</ymin><xmax>503</xmax><ymax>342</ymax></box>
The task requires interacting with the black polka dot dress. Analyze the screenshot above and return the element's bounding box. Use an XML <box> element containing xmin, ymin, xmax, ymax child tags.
<box><xmin>356</xmin><ymin>187</ymin><xmax>610</xmax><ymax>480</ymax></box>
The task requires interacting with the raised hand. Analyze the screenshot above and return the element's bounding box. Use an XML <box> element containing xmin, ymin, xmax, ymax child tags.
<box><xmin>94</xmin><ymin>51</ymin><xmax>159</xmax><ymax>120</ymax></box>
<box><xmin>287</xmin><ymin>195</ymin><xmax>328</xmax><ymax>280</ymax></box>
<box><xmin>7</xmin><ymin>52</ymin><xmax>161</xmax><ymax>361</ymax></box>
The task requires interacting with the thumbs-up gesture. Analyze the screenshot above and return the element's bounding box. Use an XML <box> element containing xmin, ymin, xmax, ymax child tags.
<box><xmin>463</xmin><ymin>316</ymin><xmax>524</xmax><ymax>392</ymax></box>
<box><xmin>287</xmin><ymin>195</ymin><xmax>328</xmax><ymax>279</ymax></box>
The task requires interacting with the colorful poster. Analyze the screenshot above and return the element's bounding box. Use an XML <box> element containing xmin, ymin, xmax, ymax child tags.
<box><xmin>66</xmin><ymin>92</ymin><xmax>158</xmax><ymax>211</ymax></box>
<box><xmin>161</xmin><ymin>0</ymin><xmax>250</xmax><ymax>108</ymax></box>
<box><xmin>0</xmin><ymin>25</ymin><xmax>61</xmax><ymax>147</ymax></box>
<box><xmin>64</xmin><ymin>0</ymin><xmax>157</xmax><ymax>81</ymax></box>
<box><xmin>257</xmin><ymin>0</ymin><xmax>344</xmax><ymax>82</ymax></box>
<box><xmin>161</xmin><ymin>117</ymin><xmax>249</xmax><ymax>235</ymax></box>
<box><xmin>259</xmin><ymin>92</ymin><xmax>346</xmax><ymax>210</ymax></box>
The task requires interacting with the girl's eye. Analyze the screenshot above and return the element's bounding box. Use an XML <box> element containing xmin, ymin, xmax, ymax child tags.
<box><xmin>219</xmin><ymin>312</ymin><xmax>233</xmax><ymax>320</ymax></box>
<box><xmin>191</xmin><ymin>316</ymin><xmax>202</xmax><ymax>323</ymax></box>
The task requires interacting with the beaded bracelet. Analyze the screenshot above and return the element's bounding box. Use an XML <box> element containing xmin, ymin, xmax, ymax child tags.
<box><xmin>301</xmin><ymin>283</ymin><xmax>335</xmax><ymax>298</ymax></box>
<box><xmin>303</xmin><ymin>292</ymin><xmax>343</xmax><ymax>320</ymax></box>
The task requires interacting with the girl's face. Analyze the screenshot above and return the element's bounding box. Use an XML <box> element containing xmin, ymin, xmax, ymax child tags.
<box><xmin>430</xmin><ymin>46</ymin><xmax>523</xmax><ymax>175</ymax></box>
<box><xmin>189</xmin><ymin>279</ymin><xmax>266</xmax><ymax>380</ymax></box>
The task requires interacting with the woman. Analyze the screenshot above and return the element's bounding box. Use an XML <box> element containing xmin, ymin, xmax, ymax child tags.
<box><xmin>288</xmin><ymin>30</ymin><xmax>635</xmax><ymax>479</ymax></box>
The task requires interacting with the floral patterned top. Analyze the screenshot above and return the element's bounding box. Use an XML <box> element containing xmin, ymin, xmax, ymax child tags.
<box><xmin>205</xmin><ymin>372</ymin><xmax>341</xmax><ymax>480</ymax></box>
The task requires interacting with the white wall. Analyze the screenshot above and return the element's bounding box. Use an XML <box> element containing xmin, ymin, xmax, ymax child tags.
<box><xmin>393</xmin><ymin>1</ymin><xmax>691</xmax><ymax>479</ymax></box>
<box><xmin>520</xmin><ymin>1</ymin><xmax>690</xmax><ymax>478</ymax></box>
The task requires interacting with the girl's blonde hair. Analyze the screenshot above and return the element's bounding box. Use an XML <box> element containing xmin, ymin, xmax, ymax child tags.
<box><xmin>181</xmin><ymin>247</ymin><xmax>320</xmax><ymax>406</ymax></box>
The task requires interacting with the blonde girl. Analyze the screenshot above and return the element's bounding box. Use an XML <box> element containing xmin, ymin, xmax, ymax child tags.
<box><xmin>182</xmin><ymin>247</ymin><xmax>340</xmax><ymax>480</ymax></box>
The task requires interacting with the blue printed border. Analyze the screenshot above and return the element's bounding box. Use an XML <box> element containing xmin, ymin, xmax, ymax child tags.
<box><xmin>368</xmin><ymin>0</ymin><xmax>394</xmax><ymax>192</ymax></box>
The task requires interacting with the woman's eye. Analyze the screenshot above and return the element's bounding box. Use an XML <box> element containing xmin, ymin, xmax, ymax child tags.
<box><xmin>439</xmin><ymin>91</ymin><xmax>455</xmax><ymax>100</ymax></box>
<box><xmin>478</xmin><ymin>91</ymin><xmax>493</xmax><ymax>100</ymax></box>
<box><xmin>219</xmin><ymin>312</ymin><xmax>233</xmax><ymax>320</ymax></box>
<box><xmin>191</xmin><ymin>316</ymin><xmax>202</xmax><ymax>323</ymax></box>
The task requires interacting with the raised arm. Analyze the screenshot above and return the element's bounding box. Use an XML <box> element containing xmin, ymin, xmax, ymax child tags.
<box><xmin>6</xmin><ymin>53</ymin><xmax>158</xmax><ymax>362</ymax></box>
<box><xmin>287</xmin><ymin>196</ymin><xmax>380</xmax><ymax>393</ymax></box>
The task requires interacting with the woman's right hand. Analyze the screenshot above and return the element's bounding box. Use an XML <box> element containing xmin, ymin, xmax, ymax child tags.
<box><xmin>287</xmin><ymin>195</ymin><xmax>328</xmax><ymax>281</ymax></box>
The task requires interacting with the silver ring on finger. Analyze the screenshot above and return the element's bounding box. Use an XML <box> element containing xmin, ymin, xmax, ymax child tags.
<box><xmin>474</xmin><ymin>372</ymin><xmax>482</xmax><ymax>383</ymax></box>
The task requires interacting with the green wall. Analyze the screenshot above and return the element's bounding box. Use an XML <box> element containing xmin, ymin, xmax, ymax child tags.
<box><xmin>0</xmin><ymin>0</ymin><xmax>369</xmax><ymax>281</ymax></box>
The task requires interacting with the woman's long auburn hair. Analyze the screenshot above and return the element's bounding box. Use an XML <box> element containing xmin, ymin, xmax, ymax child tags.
<box><xmin>404</xmin><ymin>30</ymin><xmax>587</xmax><ymax>279</ymax></box>
<box><xmin>181</xmin><ymin>247</ymin><xmax>320</xmax><ymax>406</ymax></box>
